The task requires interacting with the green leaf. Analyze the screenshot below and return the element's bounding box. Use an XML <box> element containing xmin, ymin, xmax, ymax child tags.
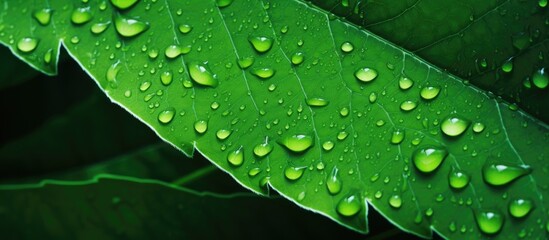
<box><xmin>1</xmin><ymin>0</ymin><xmax>548</xmax><ymax>239</ymax></box>
<box><xmin>307</xmin><ymin>0</ymin><xmax>549</xmax><ymax>121</ymax></box>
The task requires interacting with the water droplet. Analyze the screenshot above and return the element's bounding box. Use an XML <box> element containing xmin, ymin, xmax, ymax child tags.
<box><xmin>540</xmin><ymin>0</ymin><xmax>548</xmax><ymax>7</ymax></box>
<box><xmin>509</xmin><ymin>198</ymin><xmax>533</xmax><ymax>218</ymax></box>
<box><xmin>322</xmin><ymin>141</ymin><xmax>334</xmax><ymax>151</ymax></box>
<box><xmin>106</xmin><ymin>61</ymin><xmax>122</xmax><ymax>88</ymax></box>
<box><xmin>17</xmin><ymin>37</ymin><xmax>38</xmax><ymax>53</ymax></box>
<box><xmin>114</xmin><ymin>13</ymin><xmax>149</xmax><ymax>37</ymax></box>
<box><xmin>227</xmin><ymin>146</ymin><xmax>244</xmax><ymax>167</ymax></box>
<box><xmin>306</xmin><ymin>97</ymin><xmax>329</xmax><ymax>107</ymax></box>
<box><xmin>326</xmin><ymin>167</ymin><xmax>342</xmax><ymax>195</ymax></box>
<box><xmin>391</xmin><ymin>129</ymin><xmax>405</xmax><ymax>144</ymax></box>
<box><xmin>216</xmin><ymin>129</ymin><xmax>231</xmax><ymax>140</ymax></box>
<box><xmin>238</xmin><ymin>56</ymin><xmax>254</xmax><ymax>69</ymax></box>
<box><xmin>110</xmin><ymin>0</ymin><xmax>138</xmax><ymax>10</ymax></box>
<box><xmin>339</xmin><ymin>107</ymin><xmax>349</xmax><ymax>117</ymax></box>
<box><xmin>412</xmin><ymin>146</ymin><xmax>448</xmax><ymax>173</ymax></box>
<box><xmin>194</xmin><ymin>120</ymin><xmax>208</xmax><ymax>134</ymax></box>
<box><xmin>158</xmin><ymin>108</ymin><xmax>175</xmax><ymax>124</ymax></box>
<box><xmin>400</xmin><ymin>100</ymin><xmax>417</xmax><ymax>111</ymax></box>
<box><xmin>248</xmin><ymin>36</ymin><xmax>273</xmax><ymax>53</ymax></box>
<box><xmin>178</xmin><ymin>24</ymin><xmax>193</xmax><ymax>34</ymax></box>
<box><xmin>216</xmin><ymin>0</ymin><xmax>233</xmax><ymax>7</ymax></box>
<box><xmin>337</xmin><ymin>131</ymin><xmax>348</xmax><ymax>140</ymax></box>
<box><xmin>420</xmin><ymin>86</ymin><xmax>441</xmax><ymax>100</ymax></box>
<box><xmin>448</xmin><ymin>168</ymin><xmax>470</xmax><ymax>189</ymax></box>
<box><xmin>449</xmin><ymin>222</ymin><xmax>457</xmax><ymax>232</ymax></box>
<box><xmin>389</xmin><ymin>194</ymin><xmax>402</xmax><ymax>208</ymax></box>
<box><xmin>441</xmin><ymin>115</ymin><xmax>470</xmax><ymax>137</ymax></box>
<box><xmin>399</xmin><ymin>76</ymin><xmax>414</xmax><ymax>90</ymax></box>
<box><xmin>251</xmin><ymin>67</ymin><xmax>275</xmax><ymax>79</ymax></box>
<box><xmin>532</xmin><ymin>68</ymin><xmax>548</xmax><ymax>89</ymax></box>
<box><xmin>341</xmin><ymin>41</ymin><xmax>354</xmax><ymax>53</ymax></box>
<box><xmin>369</xmin><ymin>92</ymin><xmax>377</xmax><ymax>103</ymax></box>
<box><xmin>33</xmin><ymin>8</ymin><xmax>53</xmax><ymax>25</ymax></box>
<box><xmin>278</xmin><ymin>134</ymin><xmax>313</xmax><ymax>153</ymax></box>
<box><xmin>188</xmin><ymin>62</ymin><xmax>218</xmax><ymax>87</ymax></box>
<box><xmin>472</xmin><ymin>122</ymin><xmax>485</xmax><ymax>133</ymax></box>
<box><xmin>355</xmin><ymin>67</ymin><xmax>378</xmax><ymax>82</ymax></box>
<box><xmin>160</xmin><ymin>71</ymin><xmax>173</xmax><ymax>85</ymax></box>
<box><xmin>482</xmin><ymin>163</ymin><xmax>532</xmax><ymax>186</ymax></box>
<box><xmin>284</xmin><ymin>166</ymin><xmax>306</xmax><ymax>180</ymax></box>
<box><xmin>336</xmin><ymin>194</ymin><xmax>361</xmax><ymax>217</ymax></box>
<box><xmin>91</xmin><ymin>22</ymin><xmax>111</xmax><ymax>34</ymax></box>
<box><xmin>139</xmin><ymin>81</ymin><xmax>151</xmax><ymax>92</ymax></box>
<box><xmin>248</xmin><ymin>168</ymin><xmax>261</xmax><ymax>177</ymax></box>
<box><xmin>502</xmin><ymin>58</ymin><xmax>513</xmax><ymax>73</ymax></box>
<box><xmin>253</xmin><ymin>140</ymin><xmax>273</xmax><ymax>157</ymax></box>
<box><xmin>44</xmin><ymin>49</ymin><xmax>53</xmax><ymax>64</ymax></box>
<box><xmin>291</xmin><ymin>52</ymin><xmax>304</xmax><ymax>65</ymax></box>
<box><xmin>71</xmin><ymin>7</ymin><xmax>93</xmax><ymax>25</ymax></box>
<box><xmin>475</xmin><ymin>210</ymin><xmax>504</xmax><ymax>235</ymax></box>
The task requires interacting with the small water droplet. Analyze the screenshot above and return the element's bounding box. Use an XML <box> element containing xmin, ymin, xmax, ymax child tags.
<box><xmin>339</xmin><ymin>107</ymin><xmax>349</xmax><ymax>117</ymax></box>
<box><xmin>441</xmin><ymin>115</ymin><xmax>470</xmax><ymax>137</ymax></box>
<box><xmin>306</xmin><ymin>97</ymin><xmax>329</xmax><ymax>107</ymax></box>
<box><xmin>291</xmin><ymin>52</ymin><xmax>304</xmax><ymax>65</ymax></box>
<box><xmin>216</xmin><ymin>0</ymin><xmax>234</xmax><ymax>7</ymax></box>
<box><xmin>391</xmin><ymin>129</ymin><xmax>405</xmax><ymax>144</ymax></box>
<box><xmin>188</xmin><ymin>62</ymin><xmax>218</xmax><ymax>87</ymax></box>
<box><xmin>413</xmin><ymin>146</ymin><xmax>448</xmax><ymax>173</ymax></box>
<box><xmin>227</xmin><ymin>146</ymin><xmax>244</xmax><ymax>167</ymax></box>
<box><xmin>216</xmin><ymin>129</ymin><xmax>231</xmax><ymax>140</ymax></box>
<box><xmin>400</xmin><ymin>100</ymin><xmax>417</xmax><ymax>111</ymax></box>
<box><xmin>71</xmin><ymin>7</ymin><xmax>93</xmax><ymax>25</ymax></box>
<box><xmin>482</xmin><ymin>163</ymin><xmax>532</xmax><ymax>186</ymax></box>
<box><xmin>44</xmin><ymin>49</ymin><xmax>53</xmax><ymax>64</ymax></box>
<box><xmin>509</xmin><ymin>198</ymin><xmax>533</xmax><ymax>218</ymax></box>
<box><xmin>336</xmin><ymin>194</ymin><xmax>361</xmax><ymax>217</ymax></box>
<box><xmin>355</xmin><ymin>67</ymin><xmax>378</xmax><ymax>82</ymax></box>
<box><xmin>448</xmin><ymin>168</ymin><xmax>470</xmax><ymax>189</ymax></box>
<box><xmin>251</xmin><ymin>67</ymin><xmax>275</xmax><ymax>79</ymax></box>
<box><xmin>337</xmin><ymin>131</ymin><xmax>348</xmax><ymax>140</ymax></box>
<box><xmin>193</xmin><ymin>120</ymin><xmax>208</xmax><ymax>134</ymax></box>
<box><xmin>17</xmin><ymin>37</ymin><xmax>38</xmax><ymax>53</ymax></box>
<box><xmin>389</xmin><ymin>194</ymin><xmax>402</xmax><ymax>208</ymax></box>
<box><xmin>160</xmin><ymin>71</ymin><xmax>173</xmax><ymax>85</ymax></box>
<box><xmin>399</xmin><ymin>76</ymin><xmax>414</xmax><ymax>90</ymax></box>
<box><xmin>178</xmin><ymin>24</ymin><xmax>193</xmax><ymax>34</ymax></box>
<box><xmin>158</xmin><ymin>108</ymin><xmax>175</xmax><ymax>124</ymax></box>
<box><xmin>532</xmin><ymin>68</ymin><xmax>548</xmax><ymax>89</ymax></box>
<box><xmin>501</xmin><ymin>58</ymin><xmax>513</xmax><ymax>73</ymax></box>
<box><xmin>420</xmin><ymin>86</ymin><xmax>441</xmax><ymax>100</ymax></box>
<box><xmin>472</xmin><ymin>122</ymin><xmax>485</xmax><ymax>133</ymax></box>
<box><xmin>238</xmin><ymin>56</ymin><xmax>254</xmax><ymax>69</ymax></box>
<box><xmin>110</xmin><ymin>0</ymin><xmax>139</xmax><ymax>10</ymax></box>
<box><xmin>248</xmin><ymin>167</ymin><xmax>261</xmax><ymax>177</ymax></box>
<box><xmin>327</xmin><ymin>167</ymin><xmax>342</xmax><ymax>195</ymax></box>
<box><xmin>253</xmin><ymin>140</ymin><xmax>273</xmax><ymax>157</ymax></box>
<box><xmin>475</xmin><ymin>210</ymin><xmax>504</xmax><ymax>235</ymax></box>
<box><xmin>106</xmin><ymin>61</ymin><xmax>122</xmax><ymax>88</ymax></box>
<box><xmin>248</xmin><ymin>36</ymin><xmax>273</xmax><ymax>53</ymax></box>
<box><xmin>284</xmin><ymin>166</ymin><xmax>306</xmax><ymax>180</ymax></box>
<box><xmin>114</xmin><ymin>13</ymin><xmax>149</xmax><ymax>37</ymax></box>
<box><xmin>91</xmin><ymin>22</ymin><xmax>111</xmax><ymax>34</ymax></box>
<box><xmin>341</xmin><ymin>41</ymin><xmax>354</xmax><ymax>53</ymax></box>
<box><xmin>33</xmin><ymin>8</ymin><xmax>53</xmax><ymax>25</ymax></box>
<box><xmin>278</xmin><ymin>134</ymin><xmax>313</xmax><ymax>153</ymax></box>
<box><xmin>322</xmin><ymin>141</ymin><xmax>334</xmax><ymax>151</ymax></box>
<box><xmin>369</xmin><ymin>92</ymin><xmax>377</xmax><ymax>103</ymax></box>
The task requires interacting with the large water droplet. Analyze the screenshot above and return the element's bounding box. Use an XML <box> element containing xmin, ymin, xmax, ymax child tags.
<box><xmin>532</xmin><ymin>68</ymin><xmax>548</xmax><ymax>89</ymax></box>
<box><xmin>17</xmin><ymin>37</ymin><xmax>38</xmax><ymax>53</ymax></box>
<box><xmin>248</xmin><ymin>36</ymin><xmax>273</xmax><ymax>53</ymax></box>
<box><xmin>227</xmin><ymin>147</ymin><xmax>244</xmax><ymax>167</ymax></box>
<box><xmin>71</xmin><ymin>7</ymin><xmax>93</xmax><ymax>25</ymax></box>
<box><xmin>188</xmin><ymin>62</ymin><xmax>218</xmax><ymax>87</ymax></box>
<box><xmin>472</xmin><ymin>122</ymin><xmax>485</xmax><ymax>133</ymax></box>
<box><xmin>391</xmin><ymin>129</ymin><xmax>405</xmax><ymax>144</ymax></box>
<box><xmin>114</xmin><ymin>13</ymin><xmax>149</xmax><ymax>37</ymax></box>
<box><xmin>540</xmin><ymin>0</ymin><xmax>548</xmax><ymax>7</ymax></box>
<box><xmin>110</xmin><ymin>0</ymin><xmax>139</xmax><ymax>10</ymax></box>
<box><xmin>441</xmin><ymin>115</ymin><xmax>470</xmax><ymax>137</ymax></box>
<box><xmin>400</xmin><ymin>100</ymin><xmax>417</xmax><ymax>111</ymax></box>
<box><xmin>355</xmin><ymin>67</ymin><xmax>378</xmax><ymax>82</ymax></box>
<box><xmin>91</xmin><ymin>22</ymin><xmax>111</xmax><ymax>34</ymax></box>
<box><xmin>322</xmin><ymin>141</ymin><xmax>334</xmax><ymax>151</ymax></box>
<box><xmin>253</xmin><ymin>140</ymin><xmax>273</xmax><ymax>157</ymax></box>
<box><xmin>341</xmin><ymin>41</ymin><xmax>354</xmax><ymax>53</ymax></box>
<box><xmin>502</xmin><ymin>58</ymin><xmax>513</xmax><ymax>73</ymax></box>
<box><xmin>160</xmin><ymin>71</ymin><xmax>173</xmax><ymax>86</ymax></box>
<box><xmin>178</xmin><ymin>24</ymin><xmax>193</xmax><ymax>34</ymax></box>
<box><xmin>508</xmin><ymin>198</ymin><xmax>533</xmax><ymax>218</ymax></box>
<box><xmin>482</xmin><ymin>163</ymin><xmax>532</xmax><ymax>186</ymax></box>
<box><xmin>475</xmin><ymin>210</ymin><xmax>504</xmax><ymax>235</ymax></box>
<box><xmin>33</xmin><ymin>8</ymin><xmax>53</xmax><ymax>25</ymax></box>
<box><xmin>284</xmin><ymin>166</ymin><xmax>306</xmax><ymax>181</ymax></box>
<box><xmin>336</xmin><ymin>194</ymin><xmax>361</xmax><ymax>217</ymax></box>
<box><xmin>216</xmin><ymin>129</ymin><xmax>231</xmax><ymax>140</ymax></box>
<box><xmin>448</xmin><ymin>168</ymin><xmax>470</xmax><ymax>189</ymax></box>
<box><xmin>413</xmin><ymin>146</ymin><xmax>448</xmax><ymax>173</ymax></box>
<box><xmin>251</xmin><ymin>67</ymin><xmax>275</xmax><ymax>79</ymax></box>
<box><xmin>306</xmin><ymin>97</ymin><xmax>329</xmax><ymax>107</ymax></box>
<box><xmin>238</xmin><ymin>56</ymin><xmax>254</xmax><ymax>69</ymax></box>
<box><xmin>399</xmin><ymin>76</ymin><xmax>414</xmax><ymax>90</ymax></box>
<box><xmin>194</xmin><ymin>120</ymin><xmax>208</xmax><ymax>134</ymax></box>
<box><xmin>420</xmin><ymin>86</ymin><xmax>441</xmax><ymax>100</ymax></box>
<box><xmin>158</xmin><ymin>108</ymin><xmax>175</xmax><ymax>124</ymax></box>
<box><xmin>278</xmin><ymin>134</ymin><xmax>313</xmax><ymax>153</ymax></box>
<box><xmin>389</xmin><ymin>194</ymin><xmax>402</xmax><ymax>208</ymax></box>
<box><xmin>291</xmin><ymin>52</ymin><xmax>304</xmax><ymax>65</ymax></box>
<box><xmin>326</xmin><ymin>167</ymin><xmax>342</xmax><ymax>195</ymax></box>
<box><xmin>216</xmin><ymin>0</ymin><xmax>234</xmax><ymax>7</ymax></box>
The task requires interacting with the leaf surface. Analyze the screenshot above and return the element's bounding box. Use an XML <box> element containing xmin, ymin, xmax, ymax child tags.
<box><xmin>0</xmin><ymin>0</ymin><xmax>548</xmax><ymax>238</ymax></box>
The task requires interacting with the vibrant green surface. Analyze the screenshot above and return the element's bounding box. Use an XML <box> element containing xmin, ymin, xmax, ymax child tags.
<box><xmin>308</xmin><ymin>0</ymin><xmax>549</xmax><ymax>122</ymax></box>
<box><xmin>0</xmin><ymin>0</ymin><xmax>548</xmax><ymax>239</ymax></box>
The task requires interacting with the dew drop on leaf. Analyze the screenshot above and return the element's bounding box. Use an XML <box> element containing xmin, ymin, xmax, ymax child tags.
<box><xmin>16</xmin><ymin>37</ymin><xmax>38</xmax><ymax>53</ymax></box>
<box><xmin>448</xmin><ymin>168</ymin><xmax>470</xmax><ymax>189</ymax></box>
<box><xmin>501</xmin><ymin>58</ymin><xmax>513</xmax><ymax>73</ymax></box>
<box><xmin>33</xmin><ymin>8</ymin><xmax>52</xmax><ymax>26</ymax></box>
<box><xmin>157</xmin><ymin>108</ymin><xmax>175</xmax><ymax>124</ymax></box>
<box><xmin>248</xmin><ymin>168</ymin><xmax>261</xmax><ymax>177</ymax></box>
<box><xmin>139</xmin><ymin>81</ymin><xmax>151</xmax><ymax>92</ymax></box>
<box><xmin>420</xmin><ymin>86</ymin><xmax>441</xmax><ymax>100</ymax></box>
<box><xmin>400</xmin><ymin>100</ymin><xmax>417</xmax><ymax>112</ymax></box>
<box><xmin>441</xmin><ymin>115</ymin><xmax>470</xmax><ymax>137</ymax></box>
<box><xmin>188</xmin><ymin>62</ymin><xmax>218</xmax><ymax>87</ymax></box>
<box><xmin>339</xmin><ymin>107</ymin><xmax>349</xmax><ymax>117</ymax></box>
<box><xmin>106</xmin><ymin>60</ymin><xmax>122</xmax><ymax>88</ymax></box>
<box><xmin>160</xmin><ymin>71</ymin><xmax>173</xmax><ymax>86</ymax></box>
<box><xmin>91</xmin><ymin>22</ymin><xmax>110</xmax><ymax>34</ymax></box>
<box><xmin>326</xmin><ymin>167</ymin><xmax>342</xmax><ymax>195</ymax></box>
<box><xmin>322</xmin><ymin>141</ymin><xmax>334</xmax><ymax>151</ymax></box>
<box><xmin>539</xmin><ymin>0</ymin><xmax>548</xmax><ymax>7</ymax></box>
<box><xmin>532</xmin><ymin>68</ymin><xmax>548</xmax><ymax>89</ymax></box>
<box><xmin>337</xmin><ymin>131</ymin><xmax>348</xmax><ymax>140</ymax></box>
<box><xmin>71</xmin><ymin>7</ymin><xmax>93</xmax><ymax>25</ymax></box>
<box><xmin>508</xmin><ymin>198</ymin><xmax>533</xmax><ymax>218</ymax></box>
<box><xmin>482</xmin><ymin>163</ymin><xmax>532</xmax><ymax>186</ymax></box>
<box><xmin>388</xmin><ymin>194</ymin><xmax>402</xmax><ymax>208</ymax></box>
<box><xmin>248</xmin><ymin>36</ymin><xmax>273</xmax><ymax>53</ymax></box>
<box><xmin>216</xmin><ymin>129</ymin><xmax>231</xmax><ymax>140</ymax></box>
<box><xmin>412</xmin><ymin>146</ymin><xmax>448</xmax><ymax>173</ymax></box>
<box><xmin>369</xmin><ymin>92</ymin><xmax>377</xmax><ymax>103</ymax></box>
<box><xmin>336</xmin><ymin>194</ymin><xmax>361</xmax><ymax>217</ymax></box>
<box><xmin>306</xmin><ymin>97</ymin><xmax>329</xmax><ymax>107</ymax></box>
<box><xmin>291</xmin><ymin>52</ymin><xmax>304</xmax><ymax>65</ymax></box>
<box><xmin>110</xmin><ymin>0</ymin><xmax>139</xmax><ymax>10</ymax></box>
<box><xmin>216</xmin><ymin>0</ymin><xmax>234</xmax><ymax>8</ymax></box>
<box><xmin>44</xmin><ymin>49</ymin><xmax>53</xmax><ymax>64</ymax></box>
<box><xmin>178</xmin><ymin>24</ymin><xmax>193</xmax><ymax>34</ymax></box>
<box><xmin>253</xmin><ymin>140</ymin><xmax>273</xmax><ymax>157</ymax></box>
<box><xmin>284</xmin><ymin>166</ymin><xmax>306</xmax><ymax>180</ymax></box>
<box><xmin>251</xmin><ymin>67</ymin><xmax>275</xmax><ymax>79</ymax></box>
<box><xmin>354</xmin><ymin>67</ymin><xmax>378</xmax><ymax>82</ymax></box>
<box><xmin>475</xmin><ymin>210</ymin><xmax>504</xmax><ymax>235</ymax></box>
<box><xmin>194</xmin><ymin>120</ymin><xmax>208</xmax><ymax>134</ymax></box>
<box><xmin>390</xmin><ymin>129</ymin><xmax>405</xmax><ymax>144</ymax></box>
<box><xmin>399</xmin><ymin>76</ymin><xmax>414</xmax><ymax>90</ymax></box>
<box><xmin>341</xmin><ymin>41</ymin><xmax>354</xmax><ymax>53</ymax></box>
<box><xmin>279</xmin><ymin>134</ymin><xmax>314</xmax><ymax>153</ymax></box>
<box><xmin>472</xmin><ymin>122</ymin><xmax>485</xmax><ymax>133</ymax></box>
<box><xmin>237</xmin><ymin>56</ymin><xmax>254</xmax><ymax>69</ymax></box>
<box><xmin>114</xmin><ymin>13</ymin><xmax>149</xmax><ymax>37</ymax></box>
<box><xmin>227</xmin><ymin>146</ymin><xmax>244</xmax><ymax>167</ymax></box>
